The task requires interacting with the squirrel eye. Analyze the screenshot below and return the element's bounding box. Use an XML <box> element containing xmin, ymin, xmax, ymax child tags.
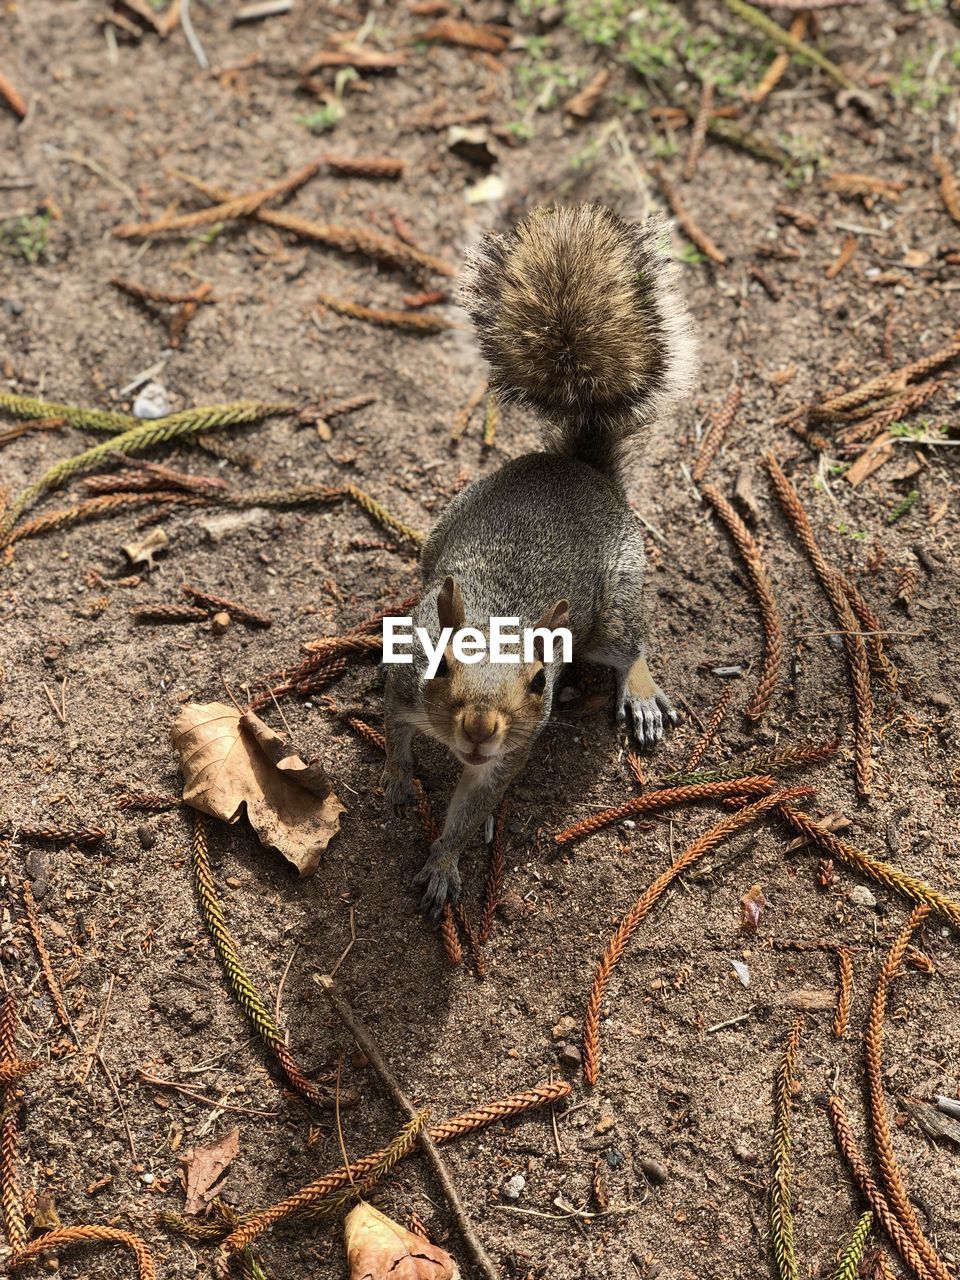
<box><xmin>529</xmin><ymin>668</ymin><xmax>546</xmax><ymax>695</ymax></box>
<box><xmin>433</xmin><ymin>655</ymin><xmax>449</xmax><ymax>679</ymax></box>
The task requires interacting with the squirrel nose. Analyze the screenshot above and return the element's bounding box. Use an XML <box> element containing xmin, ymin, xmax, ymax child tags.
<box><xmin>462</xmin><ymin>708</ymin><xmax>498</xmax><ymax>745</ymax></box>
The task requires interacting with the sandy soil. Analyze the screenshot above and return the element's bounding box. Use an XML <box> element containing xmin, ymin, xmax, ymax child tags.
<box><xmin>1</xmin><ymin>2</ymin><xmax>958</xmax><ymax>1278</ymax></box>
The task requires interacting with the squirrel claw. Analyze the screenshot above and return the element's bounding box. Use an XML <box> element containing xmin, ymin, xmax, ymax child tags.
<box><xmin>412</xmin><ymin>842</ymin><xmax>461</xmax><ymax>921</ymax></box>
<box><xmin>621</xmin><ymin>690</ymin><xmax>677</xmax><ymax>750</ymax></box>
<box><xmin>381</xmin><ymin>773</ymin><xmax>415</xmax><ymax>809</ymax></box>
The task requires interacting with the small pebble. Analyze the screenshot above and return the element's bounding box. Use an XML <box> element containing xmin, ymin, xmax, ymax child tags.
<box><xmin>640</xmin><ymin>1157</ymin><xmax>668</xmax><ymax>1185</ymax></box>
<box><xmin>551</xmin><ymin>1015</ymin><xmax>577</xmax><ymax>1040</ymax></box>
<box><xmin>211</xmin><ymin>611</ymin><xmax>231</xmax><ymax>634</ymax></box>
<box><xmin>557</xmin><ymin>1042</ymin><xmax>582</xmax><ymax>1069</ymax></box>
<box><xmin>606</xmin><ymin>1147</ymin><xmax>625</xmax><ymax>1169</ymax></box>
<box><xmin>136</xmin><ymin>824</ymin><xmax>157</xmax><ymax>851</ymax></box>
<box><xmin>132</xmin><ymin>381</ymin><xmax>171</xmax><ymax>420</ymax></box>
<box><xmin>850</xmin><ymin>884</ymin><xmax>878</xmax><ymax>909</ymax></box>
<box><xmin>501</xmin><ymin>1174</ymin><xmax>525</xmax><ymax>1202</ymax></box>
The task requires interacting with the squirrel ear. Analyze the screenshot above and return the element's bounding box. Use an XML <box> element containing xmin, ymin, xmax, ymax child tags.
<box><xmin>532</xmin><ymin>598</ymin><xmax>570</xmax><ymax>662</ymax></box>
<box><xmin>437</xmin><ymin>576</ymin><xmax>465</xmax><ymax>631</ymax></box>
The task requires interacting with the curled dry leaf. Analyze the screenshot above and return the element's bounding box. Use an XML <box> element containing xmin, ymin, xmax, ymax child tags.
<box><xmin>122</xmin><ymin>525</ymin><xmax>168</xmax><ymax>570</ymax></box>
<box><xmin>182</xmin><ymin>1126</ymin><xmax>240</xmax><ymax>1215</ymax></box>
<box><xmin>740</xmin><ymin>883</ymin><xmax>766</xmax><ymax>932</ymax></box>
<box><xmin>345</xmin><ymin>1202</ymin><xmax>460</xmax><ymax>1280</ymax></box>
<box><xmin>171</xmin><ymin>702</ymin><xmax>344</xmax><ymax>876</ymax></box>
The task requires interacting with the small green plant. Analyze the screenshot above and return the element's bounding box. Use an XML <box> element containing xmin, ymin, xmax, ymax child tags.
<box><xmin>1</xmin><ymin>211</ymin><xmax>51</xmax><ymax>264</ymax></box>
<box><xmin>297</xmin><ymin>103</ymin><xmax>343</xmax><ymax>133</ymax></box>
<box><xmin>888</xmin><ymin>417</ymin><xmax>949</xmax><ymax>441</ymax></box>
<box><xmin>890</xmin><ymin>51</ymin><xmax>954</xmax><ymax>110</ymax></box>
<box><xmin>887</xmin><ymin>489</ymin><xmax>920</xmax><ymax>524</ymax></box>
<box><xmin>677</xmin><ymin>243</ymin><xmax>707</xmax><ymax>265</ymax></box>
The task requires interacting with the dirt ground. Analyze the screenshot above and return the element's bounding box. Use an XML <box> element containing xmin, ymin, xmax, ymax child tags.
<box><xmin>1</xmin><ymin>1</ymin><xmax>959</xmax><ymax>1277</ymax></box>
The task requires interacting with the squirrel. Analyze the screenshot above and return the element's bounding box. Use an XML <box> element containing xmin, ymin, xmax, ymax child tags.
<box><xmin>382</xmin><ymin>203</ymin><xmax>698</xmax><ymax>919</ymax></box>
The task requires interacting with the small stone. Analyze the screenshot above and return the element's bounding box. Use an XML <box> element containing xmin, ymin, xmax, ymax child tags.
<box><xmin>850</xmin><ymin>884</ymin><xmax>878</xmax><ymax>909</ymax></box>
<box><xmin>732</xmin><ymin>1139</ymin><xmax>759</xmax><ymax>1165</ymax></box>
<box><xmin>551</xmin><ymin>1015</ymin><xmax>577</xmax><ymax>1040</ymax></box>
<box><xmin>594</xmin><ymin>1113</ymin><xmax>616</xmax><ymax>1136</ymax></box>
<box><xmin>496</xmin><ymin>890</ymin><xmax>525</xmax><ymax>923</ymax></box>
<box><xmin>557</xmin><ymin>1043</ymin><xmax>581</xmax><ymax>1069</ymax></box>
<box><xmin>136</xmin><ymin>824</ymin><xmax>157</xmax><ymax>850</ymax></box>
<box><xmin>200</xmin><ymin>508</ymin><xmax>269</xmax><ymax>543</ymax></box>
<box><xmin>606</xmin><ymin>1147</ymin><xmax>625</xmax><ymax>1169</ymax></box>
<box><xmin>640</xmin><ymin>1157</ymin><xmax>668</xmax><ymax>1186</ymax></box>
<box><xmin>211</xmin><ymin>611</ymin><xmax>231</xmax><ymax>634</ymax></box>
<box><xmin>140</xmin><ymin>1172</ymin><xmax>155</xmax><ymax>1185</ymax></box>
<box><xmin>132</xmin><ymin>381</ymin><xmax>171</xmax><ymax>420</ymax></box>
<box><xmin>501</xmin><ymin>1174</ymin><xmax>525</xmax><ymax>1202</ymax></box>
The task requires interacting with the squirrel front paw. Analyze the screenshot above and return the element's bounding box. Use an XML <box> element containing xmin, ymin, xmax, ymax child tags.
<box><xmin>381</xmin><ymin>770</ymin><xmax>415</xmax><ymax>810</ymax></box>
<box><xmin>618</xmin><ymin>688</ymin><xmax>678</xmax><ymax>749</ymax></box>
<box><xmin>412</xmin><ymin>840</ymin><xmax>462</xmax><ymax>921</ymax></box>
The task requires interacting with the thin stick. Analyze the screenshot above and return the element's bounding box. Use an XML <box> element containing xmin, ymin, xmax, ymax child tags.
<box><xmin>21</xmin><ymin>882</ymin><xmax>78</xmax><ymax>1037</ymax></box>
<box><xmin>450</xmin><ymin>379</ymin><xmax>487</xmax><ymax>442</ymax></box>
<box><xmin>179</xmin><ymin>0</ymin><xmax>209</xmax><ymax>68</ymax></box>
<box><xmin>78</xmin><ymin>975</ymin><xmax>114</xmax><ymax>1086</ymax></box>
<box><xmin>722</xmin><ymin>0</ymin><xmax>857</xmax><ymax>89</ymax></box>
<box><xmin>653</xmin><ymin>164</ymin><xmax>727</xmax><ymax>264</ymax></box>
<box><xmin>316</xmin><ymin>975</ymin><xmax>499</xmax><ymax>1280</ymax></box>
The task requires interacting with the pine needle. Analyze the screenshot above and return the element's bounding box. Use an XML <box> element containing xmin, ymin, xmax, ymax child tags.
<box><xmin>0</xmin><ymin>401</ymin><xmax>293</xmax><ymax>542</ymax></box>
<box><xmin>722</xmin><ymin>0</ymin><xmax>857</xmax><ymax>90</ymax></box>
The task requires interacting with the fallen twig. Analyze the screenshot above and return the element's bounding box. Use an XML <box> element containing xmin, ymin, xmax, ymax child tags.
<box><xmin>683</xmin><ymin>686</ymin><xmax>734</xmax><ymax>772</ymax></box>
<box><xmin>825</xmin><ymin>234</ymin><xmax>858</xmax><ymax>280</ymax></box>
<box><xmin>181</xmin><ymin>585</ymin><xmax>272</xmax><ymax>628</ymax></box>
<box><xmin>9</xmin><ymin>1225</ymin><xmax>157</xmax><ymax>1279</ymax></box>
<box><xmin>683</xmin><ymin>80</ymin><xmax>714</xmax><ymax>180</ymax></box>
<box><xmin>21</xmin><ymin>882</ymin><xmax>76</xmax><ymax>1035</ymax></box>
<box><xmin>323</xmin><ymin>153</ymin><xmax>405</xmax><ymax>179</ymax></box>
<box><xmin>832</xmin><ymin>1211</ymin><xmax>873</xmax><ymax>1280</ymax></box>
<box><xmin>0</xmin><ymin>401</ymin><xmax>293</xmax><ymax>543</ymax></box>
<box><xmin>0</xmin><ymin>992</ymin><xmax>27</xmax><ymax>1255</ymax></box>
<box><xmin>864</xmin><ymin>907</ymin><xmax>950</xmax><ymax>1280</ymax></box>
<box><xmin>582</xmin><ymin>787</ymin><xmax>812</xmax><ymax>1084</ymax></box>
<box><xmin>827</xmin><ymin>1095</ymin><xmax>933</xmax><ymax>1279</ymax></box>
<box><xmin>315</xmin><ymin>975</ymin><xmax>500</xmax><ymax>1280</ymax></box>
<box><xmin>700</xmin><ymin>484</ymin><xmax>783</xmax><ymax>719</ymax></box>
<box><xmin>0</xmin><ymin>72</ymin><xmax>27</xmax><ymax>119</ymax></box>
<box><xmin>750</xmin><ymin>13</ymin><xmax>808</xmax><ymax>103</ymax></box>
<box><xmin>722</xmin><ymin>0</ymin><xmax>857</xmax><ymax>89</ymax></box>
<box><xmin>833</xmin><ymin>947</ymin><xmax>854</xmax><ymax>1037</ymax></box>
<box><xmin>554</xmin><ymin>775</ymin><xmax>776</xmax><ymax>847</ymax></box>
<box><xmin>692</xmin><ymin>386</ymin><xmax>741</xmax><ymax>482</ymax></box>
<box><xmin>764</xmin><ymin>452</ymin><xmax>873</xmax><ymax>795</ymax></box>
<box><xmin>931</xmin><ymin>153</ymin><xmax>960</xmax><ymax>225</ymax></box>
<box><xmin>217</xmin><ymin>1080</ymin><xmax>569</xmax><ymax>1260</ymax></box>
<box><xmin>771</xmin><ymin>1013</ymin><xmax>803</xmax><ymax>1280</ymax></box>
<box><xmin>191</xmin><ymin>813</ymin><xmax>337</xmax><ymax>1109</ymax></box>
<box><xmin>115</xmin><ymin>162</ymin><xmax>321</xmax><ymax>237</ymax></box>
<box><xmin>317</xmin><ymin>293</ymin><xmax>454</xmax><ymax>333</ymax></box>
<box><xmin>175</xmin><ymin>170</ymin><xmax>456</xmax><ymax>278</ymax></box>
<box><xmin>776</xmin><ymin>804</ymin><xmax>960</xmax><ymax>928</ymax></box>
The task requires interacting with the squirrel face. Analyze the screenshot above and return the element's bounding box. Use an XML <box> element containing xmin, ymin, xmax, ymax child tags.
<box><xmin>419</xmin><ymin>578</ymin><xmax>567</xmax><ymax>768</ymax></box>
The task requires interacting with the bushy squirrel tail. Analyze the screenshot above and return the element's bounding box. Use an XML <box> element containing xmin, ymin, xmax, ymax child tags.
<box><xmin>461</xmin><ymin>204</ymin><xmax>697</xmax><ymax>477</ymax></box>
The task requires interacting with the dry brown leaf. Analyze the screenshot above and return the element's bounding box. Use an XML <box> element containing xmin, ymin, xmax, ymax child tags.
<box><xmin>182</xmin><ymin>1127</ymin><xmax>239</xmax><ymax>1215</ymax></box>
<box><xmin>740</xmin><ymin>883</ymin><xmax>767</xmax><ymax>933</ymax></box>
<box><xmin>845</xmin><ymin>433</ymin><xmax>895</xmax><ymax>488</ymax></box>
<box><xmin>170</xmin><ymin>702</ymin><xmax>344</xmax><ymax>875</ymax></box>
<box><xmin>345</xmin><ymin>1202</ymin><xmax>460</xmax><ymax>1280</ymax></box>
